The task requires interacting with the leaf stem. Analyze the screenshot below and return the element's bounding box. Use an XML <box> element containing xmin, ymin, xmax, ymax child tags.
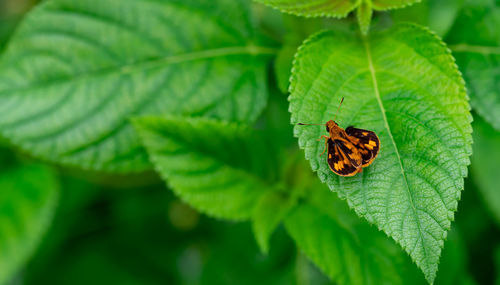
<box><xmin>448</xmin><ymin>44</ymin><xmax>500</xmax><ymax>55</ymax></box>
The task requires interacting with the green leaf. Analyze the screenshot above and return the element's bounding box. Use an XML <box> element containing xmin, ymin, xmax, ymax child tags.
<box><xmin>284</xmin><ymin>182</ymin><xmax>425</xmax><ymax>285</ymax></box>
<box><xmin>0</xmin><ymin>0</ymin><xmax>274</xmax><ymax>172</ymax></box>
<box><xmin>426</xmin><ymin>0</ymin><xmax>464</xmax><ymax>37</ymax></box>
<box><xmin>252</xmin><ymin>189</ymin><xmax>297</xmax><ymax>254</ymax></box>
<box><xmin>0</xmin><ymin>164</ymin><xmax>59</xmax><ymax>284</ymax></box>
<box><xmin>470</xmin><ymin>116</ymin><xmax>500</xmax><ymax>225</ymax></box>
<box><xmin>252</xmin><ymin>0</ymin><xmax>420</xmax><ymax>18</ymax></box>
<box><xmin>445</xmin><ymin>0</ymin><xmax>500</xmax><ymax>131</ymax></box>
<box><xmin>390</xmin><ymin>0</ymin><xmax>464</xmax><ymax>37</ymax></box>
<box><xmin>275</xmin><ymin>44</ymin><xmax>298</xmax><ymax>94</ymax></box>
<box><xmin>133</xmin><ymin>115</ymin><xmax>278</xmax><ymax>220</ymax></box>
<box><xmin>289</xmin><ymin>24</ymin><xmax>472</xmax><ymax>283</ymax></box>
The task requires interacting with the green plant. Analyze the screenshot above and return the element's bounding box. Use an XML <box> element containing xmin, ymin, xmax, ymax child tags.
<box><xmin>0</xmin><ymin>0</ymin><xmax>499</xmax><ymax>284</ymax></box>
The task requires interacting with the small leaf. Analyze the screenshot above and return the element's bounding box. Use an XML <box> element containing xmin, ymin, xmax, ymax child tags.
<box><xmin>0</xmin><ymin>164</ymin><xmax>59</xmax><ymax>284</ymax></box>
<box><xmin>252</xmin><ymin>189</ymin><xmax>297</xmax><ymax>253</ymax></box>
<box><xmin>274</xmin><ymin>17</ymin><xmax>324</xmax><ymax>94</ymax></box>
<box><xmin>445</xmin><ymin>0</ymin><xmax>500</xmax><ymax>131</ymax></box>
<box><xmin>357</xmin><ymin>0</ymin><xmax>373</xmax><ymax>35</ymax></box>
<box><xmin>0</xmin><ymin>0</ymin><xmax>274</xmax><ymax>172</ymax></box>
<box><xmin>252</xmin><ymin>0</ymin><xmax>420</xmax><ymax>18</ymax></box>
<box><xmin>289</xmin><ymin>24</ymin><xmax>472</xmax><ymax>283</ymax></box>
<box><xmin>470</xmin><ymin>116</ymin><xmax>500</xmax><ymax>225</ymax></box>
<box><xmin>284</xmin><ymin>183</ymin><xmax>425</xmax><ymax>285</ymax></box>
<box><xmin>427</xmin><ymin>0</ymin><xmax>465</xmax><ymax>37</ymax></box>
<box><xmin>391</xmin><ymin>0</ymin><xmax>465</xmax><ymax>37</ymax></box>
<box><xmin>134</xmin><ymin>116</ymin><xmax>278</xmax><ymax>220</ymax></box>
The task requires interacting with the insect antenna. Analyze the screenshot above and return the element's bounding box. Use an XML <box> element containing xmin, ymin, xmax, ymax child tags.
<box><xmin>297</xmin><ymin>97</ymin><xmax>344</xmax><ymax>125</ymax></box>
<box><xmin>333</xmin><ymin>97</ymin><xmax>344</xmax><ymax>121</ymax></box>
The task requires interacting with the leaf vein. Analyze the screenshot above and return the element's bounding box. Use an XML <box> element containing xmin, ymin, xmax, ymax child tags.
<box><xmin>363</xmin><ymin>36</ymin><xmax>428</xmax><ymax>261</ymax></box>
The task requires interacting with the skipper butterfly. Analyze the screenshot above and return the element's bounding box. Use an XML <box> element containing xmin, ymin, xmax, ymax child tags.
<box><xmin>298</xmin><ymin>98</ymin><xmax>380</xmax><ymax>177</ymax></box>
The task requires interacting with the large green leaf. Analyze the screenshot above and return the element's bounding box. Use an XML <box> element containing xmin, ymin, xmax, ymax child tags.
<box><xmin>253</xmin><ymin>0</ymin><xmax>420</xmax><ymax>17</ymax></box>
<box><xmin>284</xmin><ymin>182</ymin><xmax>424</xmax><ymax>285</ymax></box>
<box><xmin>0</xmin><ymin>164</ymin><xmax>59</xmax><ymax>284</ymax></box>
<box><xmin>470</xmin><ymin>116</ymin><xmax>500</xmax><ymax>225</ymax></box>
<box><xmin>289</xmin><ymin>24</ymin><xmax>472</xmax><ymax>283</ymax></box>
<box><xmin>134</xmin><ymin>116</ymin><xmax>279</xmax><ymax>220</ymax></box>
<box><xmin>445</xmin><ymin>0</ymin><xmax>500</xmax><ymax>131</ymax></box>
<box><xmin>0</xmin><ymin>0</ymin><xmax>274</xmax><ymax>172</ymax></box>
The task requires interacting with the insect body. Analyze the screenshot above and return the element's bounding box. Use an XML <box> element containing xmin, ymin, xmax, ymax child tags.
<box><xmin>298</xmin><ymin>98</ymin><xmax>380</xmax><ymax>176</ymax></box>
<box><xmin>320</xmin><ymin>120</ymin><xmax>380</xmax><ymax>176</ymax></box>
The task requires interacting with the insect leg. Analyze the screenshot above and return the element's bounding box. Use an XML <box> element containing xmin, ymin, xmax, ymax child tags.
<box><xmin>316</xmin><ymin>135</ymin><xmax>329</xmax><ymax>142</ymax></box>
<box><xmin>318</xmin><ymin>135</ymin><xmax>329</xmax><ymax>156</ymax></box>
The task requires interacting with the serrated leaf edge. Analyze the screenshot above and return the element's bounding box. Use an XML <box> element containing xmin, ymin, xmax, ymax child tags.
<box><xmin>253</xmin><ymin>0</ymin><xmax>358</xmax><ymax>19</ymax></box>
<box><xmin>252</xmin><ymin>0</ymin><xmax>422</xmax><ymax>18</ymax></box>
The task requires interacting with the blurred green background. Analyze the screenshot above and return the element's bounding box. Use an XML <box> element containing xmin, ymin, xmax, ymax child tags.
<box><xmin>0</xmin><ymin>4</ymin><xmax>327</xmax><ymax>284</ymax></box>
<box><xmin>1</xmin><ymin>0</ymin><xmax>500</xmax><ymax>284</ymax></box>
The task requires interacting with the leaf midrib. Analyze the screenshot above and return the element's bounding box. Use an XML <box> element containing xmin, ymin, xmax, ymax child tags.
<box><xmin>0</xmin><ymin>45</ymin><xmax>277</xmax><ymax>96</ymax></box>
<box><xmin>362</xmin><ymin>36</ymin><xmax>428</xmax><ymax>262</ymax></box>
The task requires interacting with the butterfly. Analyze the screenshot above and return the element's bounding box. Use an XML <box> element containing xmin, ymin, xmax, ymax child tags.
<box><xmin>298</xmin><ymin>98</ymin><xmax>380</xmax><ymax>177</ymax></box>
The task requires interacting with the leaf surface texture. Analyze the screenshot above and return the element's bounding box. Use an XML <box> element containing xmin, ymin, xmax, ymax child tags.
<box><xmin>0</xmin><ymin>0</ymin><xmax>272</xmax><ymax>171</ymax></box>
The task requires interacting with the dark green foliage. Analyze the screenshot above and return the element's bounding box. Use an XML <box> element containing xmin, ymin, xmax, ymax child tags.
<box><xmin>0</xmin><ymin>157</ymin><xmax>59</xmax><ymax>284</ymax></box>
<box><xmin>0</xmin><ymin>0</ymin><xmax>498</xmax><ymax>284</ymax></box>
<box><xmin>471</xmin><ymin>117</ymin><xmax>500</xmax><ymax>224</ymax></box>
<box><xmin>445</xmin><ymin>0</ymin><xmax>500</xmax><ymax>131</ymax></box>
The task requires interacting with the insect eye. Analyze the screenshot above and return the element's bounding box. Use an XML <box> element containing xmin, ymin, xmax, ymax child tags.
<box><xmin>326</xmin><ymin>126</ymin><xmax>329</xmax><ymax>132</ymax></box>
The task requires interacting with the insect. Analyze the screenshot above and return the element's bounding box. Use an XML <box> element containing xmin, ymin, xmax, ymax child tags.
<box><xmin>298</xmin><ymin>98</ymin><xmax>380</xmax><ymax>177</ymax></box>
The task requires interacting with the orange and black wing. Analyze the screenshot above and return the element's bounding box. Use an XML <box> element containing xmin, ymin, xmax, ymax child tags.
<box><xmin>326</xmin><ymin>138</ymin><xmax>362</xmax><ymax>177</ymax></box>
<box><xmin>345</xmin><ymin>126</ymin><xmax>380</xmax><ymax>167</ymax></box>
